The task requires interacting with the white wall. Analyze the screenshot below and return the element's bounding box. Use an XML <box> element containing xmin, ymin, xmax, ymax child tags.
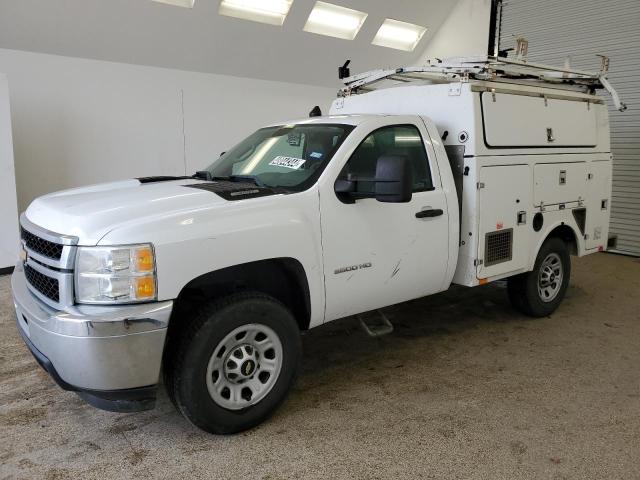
<box><xmin>0</xmin><ymin>74</ymin><xmax>20</xmax><ymax>269</ymax></box>
<box><xmin>0</xmin><ymin>48</ymin><xmax>337</xmax><ymax>211</ymax></box>
<box><xmin>416</xmin><ymin>0</ymin><xmax>492</xmax><ymax>62</ymax></box>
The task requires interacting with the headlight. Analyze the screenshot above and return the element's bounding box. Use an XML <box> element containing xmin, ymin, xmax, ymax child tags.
<box><xmin>75</xmin><ymin>244</ymin><xmax>157</xmax><ymax>304</ymax></box>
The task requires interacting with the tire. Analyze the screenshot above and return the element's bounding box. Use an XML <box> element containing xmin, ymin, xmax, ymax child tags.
<box><xmin>507</xmin><ymin>237</ymin><xmax>571</xmax><ymax>317</ymax></box>
<box><xmin>163</xmin><ymin>292</ymin><xmax>301</xmax><ymax>434</ymax></box>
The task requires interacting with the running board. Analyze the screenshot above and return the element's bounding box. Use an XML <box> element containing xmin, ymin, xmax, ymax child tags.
<box><xmin>358</xmin><ymin>310</ymin><xmax>394</xmax><ymax>337</ymax></box>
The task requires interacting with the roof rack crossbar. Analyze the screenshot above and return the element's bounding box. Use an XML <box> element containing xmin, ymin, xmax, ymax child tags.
<box><xmin>339</xmin><ymin>55</ymin><xmax>626</xmax><ymax>112</ymax></box>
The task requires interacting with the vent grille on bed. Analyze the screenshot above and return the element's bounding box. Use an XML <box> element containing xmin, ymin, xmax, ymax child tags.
<box><xmin>485</xmin><ymin>229</ymin><xmax>513</xmax><ymax>267</ymax></box>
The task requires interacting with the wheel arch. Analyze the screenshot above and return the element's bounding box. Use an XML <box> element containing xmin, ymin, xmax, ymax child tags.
<box><xmin>546</xmin><ymin>223</ymin><xmax>579</xmax><ymax>256</ymax></box>
<box><xmin>168</xmin><ymin>258</ymin><xmax>312</xmax><ymax>335</ymax></box>
<box><xmin>534</xmin><ymin>221</ymin><xmax>580</xmax><ymax>262</ymax></box>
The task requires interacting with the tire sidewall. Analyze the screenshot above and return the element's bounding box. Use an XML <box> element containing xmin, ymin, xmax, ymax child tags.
<box><xmin>525</xmin><ymin>237</ymin><xmax>571</xmax><ymax>316</ymax></box>
<box><xmin>176</xmin><ymin>295</ymin><xmax>301</xmax><ymax>434</ymax></box>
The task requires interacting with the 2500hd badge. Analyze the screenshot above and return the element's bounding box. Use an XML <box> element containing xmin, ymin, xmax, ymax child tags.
<box><xmin>334</xmin><ymin>262</ymin><xmax>372</xmax><ymax>275</ymax></box>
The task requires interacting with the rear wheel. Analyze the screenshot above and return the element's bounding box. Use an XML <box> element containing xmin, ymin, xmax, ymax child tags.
<box><xmin>507</xmin><ymin>237</ymin><xmax>571</xmax><ymax>317</ymax></box>
<box><xmin>164</xmin><ymin>292</ymin><xmax>301</xmax><ymax>434</ymax></box>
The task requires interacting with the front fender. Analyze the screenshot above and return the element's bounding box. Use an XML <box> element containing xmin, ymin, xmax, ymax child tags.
<box><xmin>99</xmin><ymin>188</ymin><xmax>325</xmax><ymax>327</ymax></box>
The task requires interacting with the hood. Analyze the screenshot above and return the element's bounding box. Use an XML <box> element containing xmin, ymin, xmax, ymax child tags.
<box><xmin>24</xmin><ymin>178</ymin><xmax>229</xmax><ymax>244</ymax></box>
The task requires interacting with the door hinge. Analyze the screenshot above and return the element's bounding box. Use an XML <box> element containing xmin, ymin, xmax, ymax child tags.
<box><xmin>474</xmin><ymin>259</ymin><xmax>484</xmax><ymax>266</ymax></box>
<box><xmin>477</xmin><ymin>182</ymin><xmax>485</xmax><ymax>190</ymax></box>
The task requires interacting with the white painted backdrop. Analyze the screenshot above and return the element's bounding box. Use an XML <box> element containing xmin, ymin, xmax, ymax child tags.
<box><xmin>0</xmin><ymin>74</ymin><xmax>20</xmax><ymax>270</ymax></box>
<box><xmin>0</xmin><ymin>48</ymin><xmax>336</xmax><ymax>212</ymax></box>
<box><xmin>415</xmin><ymin>0</ymin><xmax>491</xmax><ymax>62</ymax></box>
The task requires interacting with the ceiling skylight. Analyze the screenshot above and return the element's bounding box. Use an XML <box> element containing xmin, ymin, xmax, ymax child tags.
<box><xmin>219</xmin><ymin>0</ymin><xmax>294</xmax><ymax>26</ymax></box>
<box><xmin>303</xmin><ymin>1</ymin><xmax>367</xmax><ymax>41</ymax></box>
<box><xmin>150</xmin><ymin>0</ymin><xmax>195</xmax><ymax>8</ymax></box>
<box><xmin>372</xmin><ymin>19</ymin><xmax>427</xmax><ymax>52</ymax></box>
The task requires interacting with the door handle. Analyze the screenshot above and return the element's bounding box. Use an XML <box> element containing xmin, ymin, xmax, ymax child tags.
<box><xmin>415</xmin><ymin>208</ymin><xmax>443</xmax><ymax>219</ymax></box>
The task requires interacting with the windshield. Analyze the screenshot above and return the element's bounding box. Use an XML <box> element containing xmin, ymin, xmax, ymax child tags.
<box><xmin>204</xmin><ymin>123</ymin><xmax>354</xmax><ymax>191</ymax></box>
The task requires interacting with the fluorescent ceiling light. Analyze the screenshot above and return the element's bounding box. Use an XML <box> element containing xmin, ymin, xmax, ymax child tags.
<box><xmin>303</xmin><ymin>1</ymin><xmax>367</xmax><ymax>41</ymax></box>
<box><xmin>151</xmin><ymin>0</ymin><xmax>195</xmax><ymax>7</ymax></box>
<box><xmin>372</xmin><ymin>19</ymin><xmax>427</xmax><ymax>52</ymax></box>
<box><xmin>219</xmin><ymin>0</ymin><xmax>294</xmax><ymax>26</ymax></box>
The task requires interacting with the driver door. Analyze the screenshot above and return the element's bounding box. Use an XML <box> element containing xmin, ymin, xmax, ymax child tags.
<box><xmin>319</xmin><ymin>118</ymin><xmax>450</xmax><ymax>322</ymax></box>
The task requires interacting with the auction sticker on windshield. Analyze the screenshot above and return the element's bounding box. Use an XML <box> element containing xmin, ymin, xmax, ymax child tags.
<box><xmin>269</xmin><ymin>156</ymin><xmax>306</xmax><ymax>170</ymax></box>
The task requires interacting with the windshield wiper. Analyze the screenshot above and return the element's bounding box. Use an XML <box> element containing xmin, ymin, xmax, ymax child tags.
<box><xmin>228</xmin><ymin>175</ymin><xmax>265</xmax><ymax>187</ymax></box>
<box><xmin>193</xmin><ymin>172</ymin><xmax>266</xmax><ymax>188</ymax></box>
<box><xmin>193</xmin><ymin>170</ymin><xmax>213</xmax><ymax>181</ymax></box>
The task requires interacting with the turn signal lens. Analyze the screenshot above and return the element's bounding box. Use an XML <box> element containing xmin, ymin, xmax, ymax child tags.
<box><xmin>135</xmin><ymin>246</ymin><xmax>155</xmax><ymax>272</ymax></box>
<box><xmin>135</xmin><ymin>276</ymin><xmax>156</xmax><ymax>299</ymax></box>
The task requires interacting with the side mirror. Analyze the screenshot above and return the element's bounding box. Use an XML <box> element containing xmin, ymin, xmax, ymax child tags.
<box><xmin>334</xmin><ymin>178</ymin><xmax>356</xmax><ymax>204</ymax></box>
<box><xmin>333</xmin><ymin>155</ymin><xmax>413</xmax><ymax>204</ymax></box>
<box><xmin>374</xmin><ymin>155</ymin><xmax>413</xmax><ymax>203</ymax></box>
<box><xmin>334</xmin><ymin>179</ymin><xmax>355</xmax><ymax>194</ymax></box>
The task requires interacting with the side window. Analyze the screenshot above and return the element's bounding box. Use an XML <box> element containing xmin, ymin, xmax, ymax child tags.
<box><xmin>338</xmin><ymin>125</ymin><xmax>433</xmax><ymax>194</ymax></box>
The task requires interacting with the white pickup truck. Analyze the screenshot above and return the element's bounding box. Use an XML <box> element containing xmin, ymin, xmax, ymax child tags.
<box><xmin>12</xmin><ymin>57</ymin><xmax>621</xmax><ymax>434</ymax></box>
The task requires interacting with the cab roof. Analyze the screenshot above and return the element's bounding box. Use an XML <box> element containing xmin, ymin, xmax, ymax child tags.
<box><xmin>264</xmin><ymin>114</ymin><xmax>387</xmax><ymax>128</ymax></box>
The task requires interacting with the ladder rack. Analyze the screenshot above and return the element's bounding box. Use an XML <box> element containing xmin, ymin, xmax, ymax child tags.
<box><xmin>339</xmin><ymin>55</ymin><xmax>627</xmax><ymax>112</ymax></box>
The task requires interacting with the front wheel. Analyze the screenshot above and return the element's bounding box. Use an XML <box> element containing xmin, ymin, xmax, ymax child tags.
<box><xmin>507</xmin><ymin>237</ymin><xmax>571</xmax><ymax>317</ymax></box>
<box><xmin>164</xmin><ymin>292</ymin><xmax>301</xmax><ymax>434</ymax></box>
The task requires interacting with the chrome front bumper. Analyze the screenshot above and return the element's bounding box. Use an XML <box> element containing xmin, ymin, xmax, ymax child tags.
<box><xmin>12</xmin><ymin>262</ymin><xmax>172</xmax><ymax>405</ymax></box>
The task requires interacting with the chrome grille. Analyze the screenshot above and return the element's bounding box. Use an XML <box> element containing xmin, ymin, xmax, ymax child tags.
<box><xmin>21</xmin><ymin>227</ymin><xmax>63</xmax><ymax>260</ymax></box>
<box><xmin>20</xmin><ymin>214</ymin><xmax>78</xmax><ymax>309</ymax></box>
<box><xmin>24</xmin><ymin>263</ymin><xmax>60</xmax><ymax>302</ymax></box>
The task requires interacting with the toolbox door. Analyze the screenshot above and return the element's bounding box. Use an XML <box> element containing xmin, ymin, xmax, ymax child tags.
<box><xmin>477</xmin><ymin>164</ymin><xmax>532</xmax><ymax>279</ymax></box>
<box><xmin>533</xmin><ymin>162</ymin><xmax>588</xmax><ymax>207</ymax></box>
<box><xmin>584</xmin><ymin>161</ymin><xmax>612</xmax><ymax>250</ymax></box>
<box><xmin>482</xmin><ymin>92</ymin><xmax>597</xmax><ymax>148</ymax></box>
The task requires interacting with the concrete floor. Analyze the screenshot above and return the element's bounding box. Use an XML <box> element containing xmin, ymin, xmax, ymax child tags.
<box><xmin>1</xmin><ymin>253</ymin><xmax>639</xmax><ymax>480</ymax></box>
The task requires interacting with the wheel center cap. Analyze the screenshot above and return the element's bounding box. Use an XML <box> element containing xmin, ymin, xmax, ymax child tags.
<box><xmin>241</xmin><ymin>359</ymin><xmax>256</xmax><ymax>377</ymax></box>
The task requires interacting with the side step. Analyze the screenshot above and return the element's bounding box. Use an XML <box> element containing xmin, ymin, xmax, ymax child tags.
<box><xmin>358</xmin><ymin>310</ymin><xmax>394</xmax><ymax>337</ymax></box>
